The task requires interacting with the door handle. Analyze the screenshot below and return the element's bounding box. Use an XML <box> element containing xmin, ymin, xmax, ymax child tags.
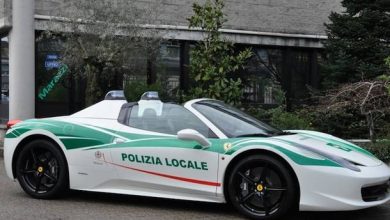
<box><xmin>113</xmin><ymin>137</ymin><xmax>126</xmax><ymax>144</ymax></box>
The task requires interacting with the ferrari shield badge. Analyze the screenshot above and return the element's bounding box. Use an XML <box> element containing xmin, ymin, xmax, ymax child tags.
<box><xmin>224</xmin><ymin>143</ymin><xmax>232</xmax><ymax>152</ymax></box>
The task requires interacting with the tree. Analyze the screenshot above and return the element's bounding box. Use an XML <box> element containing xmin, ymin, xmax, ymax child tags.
<box><xmin>323</xmin><ymin>0</ymin><xmax>390</xmax><ymax>88</ymax></box>
<box><xmin>39</xmin><ymin>0</ymin><xmax>162</xmax><ymax>106</ymax></box>
<box><xmin>187</xmin><ymin>0</ymin><xmax>252</xmax><ymax>105</ymax></box>
<box><xmin>384</xmin><ymin>56</ymin><xmax>390</xmax><ymax>94</ymax></box>
<box><xmin>320</xmin><ymin>80</ymin><xmax>390</xmax><ymax>141</ymax></box>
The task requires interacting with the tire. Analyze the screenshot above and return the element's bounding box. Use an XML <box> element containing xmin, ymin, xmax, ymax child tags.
<box><xmin>227</xmin><ymin>155</ymin><xmax>298</xmax><ymax>220</ymax></box>
<box><xmin>15</xmin><ymin>139</ymin><xmax>69</xmax><ymax>199</ymax></box>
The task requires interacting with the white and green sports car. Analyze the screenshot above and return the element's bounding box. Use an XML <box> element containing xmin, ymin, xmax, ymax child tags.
<box><xmin>4</xmin><ymin>91</ymin><xmax>390</xmax><ymax>219</ymax></box>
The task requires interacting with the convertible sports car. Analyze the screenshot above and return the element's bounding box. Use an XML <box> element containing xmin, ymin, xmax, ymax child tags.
<box><xmin>4</xmin><ymin>91</ymin><xmax>390</xmax><ymax>219</ymax></box>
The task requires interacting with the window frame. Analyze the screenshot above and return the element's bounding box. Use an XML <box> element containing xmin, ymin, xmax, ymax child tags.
<box><xmin>191</xmin><ymin>100</ymin><xmax>282</xmax><ymax>138</ymax></box>
<box><xmin>117</xmin><ymin>102</ymin><xmax>217</xmax><ymax>138</ymax></box>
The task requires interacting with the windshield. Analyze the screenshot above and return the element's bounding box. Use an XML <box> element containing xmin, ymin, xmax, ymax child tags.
<box><xmin>192</xmin><ymin>100</ymin><xmax>283</xmax><ymax>138</ymax></box>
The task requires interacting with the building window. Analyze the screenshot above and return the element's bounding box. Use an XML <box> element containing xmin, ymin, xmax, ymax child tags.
<box><xmin>158</xmin><ymin>42</ymin><xmax>180</xmax><ymax>95</ymax></box>
<box><xmin>0</xmin><ymin>38</ymin><xmax>9</xmax><ymax>124</ymax></box>
<box><xmin>241</xmin><ymin>47</ymin><xmax>320</xmax><ymax>107</ymax></box>
<box><xmin>241</xmin><ymin>48</ymin><xmax>283</xmax><ymax>105</ymax></box>
<box><xmin>36</xmin><ymin>37</ymin><xmax>71</xmax><ymax>117</ymax></box>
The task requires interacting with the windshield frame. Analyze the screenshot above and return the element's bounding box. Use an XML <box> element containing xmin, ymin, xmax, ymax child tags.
<box><xmin>190</xmin><ymin>100</ymin><xmax>283</xmax><ymax>138</ymax></box>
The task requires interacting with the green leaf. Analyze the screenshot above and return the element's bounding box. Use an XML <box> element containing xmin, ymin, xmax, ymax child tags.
<box><xmin>187</xmin><ymin>0</ymin><xmax>251</xmax><ymax>106</ymax></box>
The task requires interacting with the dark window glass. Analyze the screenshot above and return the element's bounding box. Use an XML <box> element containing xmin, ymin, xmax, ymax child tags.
<box><xmin>126</xmin><ymin>103</ymin><xmax>216</xmax><ymax>138</ymax></box>
<box><xmin>240</xmin><ymin>47</ymin><xmax>320</xmax><ymax>106</ymax></box>
<box><xmin>0</xmin><ymin>38</ymin><xmax>9</xmax><ymax>124</ymax></box>
<box><xmin>158</xmin><ymin>42</ymin><xmax>180</xmax><ymax>94</ymax></box>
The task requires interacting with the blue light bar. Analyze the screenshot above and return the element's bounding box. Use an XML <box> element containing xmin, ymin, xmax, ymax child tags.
<box><xmin>140</xmin><ymin>91</ymin><xmax>160</xmax><ymax>100</ymax></box>
<box><xmin>105</xmin><ymin>90</ymin><xmax>125</xmax><ymax>100</ymax></box>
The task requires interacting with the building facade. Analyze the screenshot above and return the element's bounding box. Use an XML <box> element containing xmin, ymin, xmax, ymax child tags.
<box><xmin>0</xmin><ymin>0</ymin><xmax>342</xmax><ymax>122</ymax></box>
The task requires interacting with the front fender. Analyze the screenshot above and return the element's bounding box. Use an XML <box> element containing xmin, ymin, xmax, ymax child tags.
<box><xmin>4</xmin><ymin>129</ymin><xmax>68</xmax><ymax>180</ymax></box>
<box><xmin>216</xmin><ymin>143</ymin><xmax>303</xmax><ymax>201</ymax></box>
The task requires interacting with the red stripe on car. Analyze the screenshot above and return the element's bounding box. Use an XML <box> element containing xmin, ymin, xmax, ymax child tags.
<box><xmin>103</xmin><ymin>155</ymin><xmax>221</xmax><ymax>187</ymax></box>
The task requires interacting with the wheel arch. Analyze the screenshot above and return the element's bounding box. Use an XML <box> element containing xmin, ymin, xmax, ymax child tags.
<box><xmin>11</xmin><ymin>134</ymin><xmax>68</xmax><ymax>179</ymax></box>
<box><xmin>223</xmin><ymin>148</ymin><xmax>301</xmax><ymax>208</ymax></box>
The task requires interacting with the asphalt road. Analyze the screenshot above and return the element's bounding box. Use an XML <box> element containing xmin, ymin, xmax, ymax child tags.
<box><xmin>1</xmin><ymin>159</ymin><xmax>390</xmax><ymax>220</ymax></box>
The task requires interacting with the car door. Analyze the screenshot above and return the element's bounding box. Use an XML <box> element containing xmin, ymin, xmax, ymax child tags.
<box><xmin>109</xmin><ymin>102</ymin><xmax>221</xmax><ymax>200</ymax></box>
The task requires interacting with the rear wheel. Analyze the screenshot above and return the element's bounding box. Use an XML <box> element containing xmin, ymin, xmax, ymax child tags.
<box><xmin>227</xmin><ymin>155</ymin><xmax>298</xmax><ymax>219</ymax></box>
<box><xmin>16</xmin><ymin>139</ymin><xmax>68</xmax><ymax>199</ymax></box>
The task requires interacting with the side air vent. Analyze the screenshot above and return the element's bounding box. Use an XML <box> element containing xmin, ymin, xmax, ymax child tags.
<box><xmin>361</xmin><ymin>181</ymin><xmax>390</xmax><ymax>202</ymax></box>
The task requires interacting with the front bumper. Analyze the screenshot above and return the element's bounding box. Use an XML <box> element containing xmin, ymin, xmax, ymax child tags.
<box><xmin>298</xmin><ymin>162</ymin><xmax>390</xmax><ymax>211</ymax></box>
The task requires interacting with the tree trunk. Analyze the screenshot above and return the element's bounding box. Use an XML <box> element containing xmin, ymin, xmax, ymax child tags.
<box><xmin>366</xmin><ymin>112</ymin><xmax>376</xmax><ymax>142</ymax></box>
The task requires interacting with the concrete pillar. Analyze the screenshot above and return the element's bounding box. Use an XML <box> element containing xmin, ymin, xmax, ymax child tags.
<box><xmin>9</xmin><ymin>0</ymin><xmax>35</xmax><ymax>120</ymax></box>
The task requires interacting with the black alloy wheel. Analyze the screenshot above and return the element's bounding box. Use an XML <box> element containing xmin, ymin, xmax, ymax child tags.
<box><xmin>16</xmin><ymin>139</ymin><xmax>68</xmax><ymax>199</ymax></box>
<box><xmin>227</xmin><ymin>155</ymin><xmax>298</xmax><ymax>219</ymax></box>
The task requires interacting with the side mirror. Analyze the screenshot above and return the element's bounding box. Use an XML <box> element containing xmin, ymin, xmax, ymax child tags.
<box><xmin>177</xmin><ymin>129</ymin><xmax>211</xmax><ymax>149</ymax></box>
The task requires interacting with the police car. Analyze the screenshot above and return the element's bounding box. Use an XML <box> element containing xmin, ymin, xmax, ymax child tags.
<box><xmin>4</xmin><ymin>91</ymin><xmax>390</xmax><ymax>219</ymax></box>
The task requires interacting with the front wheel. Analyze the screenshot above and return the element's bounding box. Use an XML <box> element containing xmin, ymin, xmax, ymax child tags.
<box><xmin>227</xmin><ymin>155</ymin><xmax>298</xmax><ymax>219</ymax></box>
<box><xmin>16</xmin><ymin>139</ymin><xmax>69</xmax><ymax>199</ymax></box>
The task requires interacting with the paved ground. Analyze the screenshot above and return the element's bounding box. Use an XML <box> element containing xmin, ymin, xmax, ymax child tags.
<box><xmin>1</xmin><ymin>159</ymin><xmax>390</xmax><ymax>220</ymax></box>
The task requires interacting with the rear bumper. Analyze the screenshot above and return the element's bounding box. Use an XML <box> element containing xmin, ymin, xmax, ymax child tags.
<box><xmin>298</xmin><ymin>162</ymin><xmax>390</xmax><ymax>211</ymax></box>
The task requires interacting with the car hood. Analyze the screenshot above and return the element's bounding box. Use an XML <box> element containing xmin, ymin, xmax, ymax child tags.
<box><xmin>272</xmin><ymin>130</ymin><xmax>383</xmax><ymax>167</ymax></box>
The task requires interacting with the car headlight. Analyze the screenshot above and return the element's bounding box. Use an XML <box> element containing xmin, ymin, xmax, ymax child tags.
<box><xmin>294</xmin><ymin>142</ymin><xmax>362</xmax><ymax>172</ymax></box>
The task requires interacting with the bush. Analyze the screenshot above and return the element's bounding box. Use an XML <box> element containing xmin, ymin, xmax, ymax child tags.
<box><xmin>244</xmin><ymin>106</ymin><xmax>273</xmax><ymax>123</ymax></box>
<box><xmin>243</xmin><ymin>106</ymin><xmax>313</xmax><ymax>130</ymax></box>
<box><xmin>304</xmin><ymin>103</ymin><xmax>390</xmax><ymax>140</ymax></box>
<box><xmin>307</xmin><ymin>108</ymin><xmax>368</xmax><ymax>139</ymax></box>
<box><xmin>245</xmin><ymin>104</ymin><xmax>390</xmax><ymax>141</ymax></box>
<box><xmin>269</xmin><ymin>107</ymin><xmax>313</xmax><ymax>130</ymax></box>
<box><xmin>245</xmin><ymin>106</ymin><xmax>390</xmax><ymax>162</ymax></box>
<box><xmin>357</xmin><ymin>140</ymin><xmax>390</xmax><ymax>162</ymax></box>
